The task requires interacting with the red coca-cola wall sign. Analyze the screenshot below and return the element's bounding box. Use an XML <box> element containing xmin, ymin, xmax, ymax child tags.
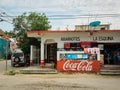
<box><xmin>57</xmin><ymin>60</ymin><xmax>100</xmax><ymax>72</ymax></box>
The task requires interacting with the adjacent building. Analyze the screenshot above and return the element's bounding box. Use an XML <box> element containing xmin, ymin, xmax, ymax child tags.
<box><xmin>75</xmin><ymin>24</ymin><xmax>110</xmax><ymax>31</ymax></box>
<box><xmin>0</xmin><ymin>29</ymin><xmax>10</xmax><ymax>58</ymax></box>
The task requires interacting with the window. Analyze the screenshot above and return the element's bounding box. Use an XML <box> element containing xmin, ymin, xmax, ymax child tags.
<box><xmin>101</xmin><ymin>27</ymin><xmax>105</xmax><ymax>30</ymax></box>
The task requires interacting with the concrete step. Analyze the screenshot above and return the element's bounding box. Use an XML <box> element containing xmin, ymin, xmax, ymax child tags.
<box><xmin>20</xmin><ymin>67</ymin><xmax>58</xmax><ymax>74</ymax></box>
<box><xmin>101</xmin><ymin>65</ymin><xmax>120</xmax><ymax>70</ymax></box>
<box><xmin>100</xmin><ymin>70</ymin><xmax>120</xmax><ymax>75</ymax></box>
<box><xmin>100</xmin><ymin>65</ymin><xmax>120</xmax><ymax>75</ymax></box>
<box><xmin>100</xmin><ymin>71</ymin><xmax>120</xmax><ymax>75</ymax></box>
<box><xmin>100</xmin><ymin>72</ymin><xmax>120</xmax><ymax>75</ymax></box>
<box><xmin>102</xmin><ymin>65</ymin><xmax>120</xmax><ymax>68</ymax></box>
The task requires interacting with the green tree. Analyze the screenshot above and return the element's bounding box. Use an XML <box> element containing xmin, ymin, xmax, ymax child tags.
<box><xmin>13</xmin><ymin>12</ymin><xmax>51</xmax><ymax>36</ymax></box>
<box><xmin>4</xmin><ymin>31</ymin><xmax>16</xmax><ymax>37</ymax></box>
<box><xmin>13</xmin><ymin>12</ymin><xmax>51</xmax><ymax>54</ymax></box>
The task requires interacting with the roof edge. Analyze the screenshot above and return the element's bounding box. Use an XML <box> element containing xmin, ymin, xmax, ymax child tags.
<box><xmin>27</xmin><ymin>30</ymin><xmax>120</xmax><ymax>35</ymax></box>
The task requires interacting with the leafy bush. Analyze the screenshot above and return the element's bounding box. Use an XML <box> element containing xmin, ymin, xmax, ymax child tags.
<box><xmin>8</xmin><ymin>70</ymin><xmax>16</xmax><ymax>75</ymax></box>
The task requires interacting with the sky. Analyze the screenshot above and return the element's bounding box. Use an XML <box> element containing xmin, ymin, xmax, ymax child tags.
<box><xmin>0</xmin><ymin>0</ymin><xmax>120</xmax><ymax>31</ymax></box>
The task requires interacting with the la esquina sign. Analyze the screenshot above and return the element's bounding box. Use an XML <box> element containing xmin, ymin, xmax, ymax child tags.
<box><xmin>57</xmin><ymin>60</ymin><xmax>100</xmax><ymax>72</ymax></box>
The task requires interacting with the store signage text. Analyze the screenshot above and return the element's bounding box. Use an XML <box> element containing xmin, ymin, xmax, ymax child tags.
<box><xmin>84</xmin><ymin>48</ymin><xmax>100</xmax><ymax>54</ymax></box>
<box><xmin>63</xmin><ymin>60</ymin><xmax>93</xmax><ymax>71</ymax></box>
<box><xmin>57</xmin><ymin>60</ymin><xmax>100</xmax><ymax>72</ymax></box>
<box><xmin>61</xmin><ymin>37</ymin><xmax>80</xmax><ymax>41</ymax></box>
<box><xmin>93</xmin><ymin>36</ymin><xmax>114</xmax><ymax>41</ymax></box>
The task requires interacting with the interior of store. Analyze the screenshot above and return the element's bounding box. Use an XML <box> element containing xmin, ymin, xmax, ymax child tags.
<box><xmin>44</xmin><ymin>42</ymin><xmax>120</xmax><ymax>69</ymax></box>
<box><xmin>101</xmin><ymin>43</ymin><xmax>120</xmax><ymax>65</ymax></box>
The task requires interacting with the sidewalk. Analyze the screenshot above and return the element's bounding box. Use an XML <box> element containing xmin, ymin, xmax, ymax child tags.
<box><xmin>19</xmin><ymin>66</ymin><xmax>58</xmax><ymax>74</ymax></box>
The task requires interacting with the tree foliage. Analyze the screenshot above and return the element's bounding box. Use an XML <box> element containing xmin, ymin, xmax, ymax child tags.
<box><xmin>4</xmin><ymin>31</ymin><xmax>16</xmax><ymax>37</ymax></box>
<box><xmin>12</xmin><ymin>12</ymin><xmax>51</xmax><ymax>54</ymax></box>
<box><xmin>13</xmin><ymin>12</ymin><xmax>51</xmax><ymax>37</ymax></box>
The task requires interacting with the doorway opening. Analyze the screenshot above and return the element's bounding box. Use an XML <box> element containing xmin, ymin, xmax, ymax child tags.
<box><xmin>44</xmin><ymin>43</ymin><xmax>57</xmax><ymax>68</ymax></box>
<box><xmin>103</xmin><ymin>43</ymin><xmax>120</xmax><ymax>65</ymax></box>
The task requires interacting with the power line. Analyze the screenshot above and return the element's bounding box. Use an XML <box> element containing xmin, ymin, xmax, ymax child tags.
<box><xmin>48</xmin><ymin>14</ymin><xmax>120</xmax><ymax>20</ymax></box>
<box><xmin>0</xmin><ymin>12</ymin><xmax>120</xmax><ymax>18</ymax></box>
<box><xmin>0</xmin><ymin>12</ymin><xmax>13</xmax><ymax>24</ymax></box>
<box><xmin>0</xmin><ymin>18</ymin><xmax>12</xmax><ymax>24</ymax></box>
<box><xmin>0</xmin><ymin>11</ymin><xmax>120</xmax><ymax>22</ymax></box>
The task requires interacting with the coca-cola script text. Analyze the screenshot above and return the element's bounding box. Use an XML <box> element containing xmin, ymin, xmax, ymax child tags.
<box><xmin>57</xmin><ymin>60</ymin><xmax>100</xmax><ymax>72</ymax></box>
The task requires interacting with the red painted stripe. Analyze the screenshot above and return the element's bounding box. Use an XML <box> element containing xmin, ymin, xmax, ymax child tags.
<box><xmin>27</xmin><ymin>30</ymin><xmax>120</xmax><ymax>35</ymax></box>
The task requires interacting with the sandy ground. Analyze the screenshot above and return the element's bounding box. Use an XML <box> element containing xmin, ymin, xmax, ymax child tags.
<box><xmin>0</xmin><ymin>73</ymin><xmax>120</xmax><ymax>90</ymax></box>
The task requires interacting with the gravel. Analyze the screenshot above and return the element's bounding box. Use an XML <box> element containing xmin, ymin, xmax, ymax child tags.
<box><xmin>0</xmin><ymin>73</ymin><xmax>120</xmax><ymax>90</ymax></box>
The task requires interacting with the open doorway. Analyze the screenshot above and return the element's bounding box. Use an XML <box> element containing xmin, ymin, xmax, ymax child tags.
<box><xmin>45</xmin><ymin>43</ymin><xmax>57</xmax><ymax>68</ymax></box>
<box><xmin>30</xmin><ymin>45</ymin><xmax>40</xmax><ymax>66</ymax></box>
<box><xmin>103</xmin><ymin>43</ymin><xmax>120</xmax><ymax>65</ymax></box>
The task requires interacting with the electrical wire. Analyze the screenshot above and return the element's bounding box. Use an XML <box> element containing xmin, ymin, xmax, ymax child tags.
<box><xmin>0</xmin><ymin>10</ymin><xmax>120</xmax><ymax>22</ymax></box>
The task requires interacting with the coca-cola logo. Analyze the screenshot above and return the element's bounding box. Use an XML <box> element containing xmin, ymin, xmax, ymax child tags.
<box><xmin>63</xmin><ymin>60</ymin><xmax>93</xmax><ymax>71</ymax></box>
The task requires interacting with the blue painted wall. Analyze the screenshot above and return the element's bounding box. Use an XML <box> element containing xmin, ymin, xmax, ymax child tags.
<box><xmin>0</xmin><ymin>38</ymin><xmax>9</xmax><ymax>58</ymax></box>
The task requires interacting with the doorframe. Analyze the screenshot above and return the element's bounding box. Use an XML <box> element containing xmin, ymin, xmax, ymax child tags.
<box><xmin>44</xmin><ymin>42</ymin><xmax>57</xmax><ymax>68</ymax></box>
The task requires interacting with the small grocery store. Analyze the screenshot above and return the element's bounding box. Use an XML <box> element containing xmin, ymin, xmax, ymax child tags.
<box><xmin>27</xmin><ymin>30</ymin><xmax>120</xmax><ymax>73</ymax></box>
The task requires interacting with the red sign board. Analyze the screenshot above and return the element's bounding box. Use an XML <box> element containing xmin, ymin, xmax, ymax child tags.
<box><xmin>57</xmin><ymin>60</ymin><xmax>100</xmax><ymax>72</ymax></box>
<box><xmin>81</xmin><ymin>42</ymin><xmax>91</xmax><ymax>48</ymax></box>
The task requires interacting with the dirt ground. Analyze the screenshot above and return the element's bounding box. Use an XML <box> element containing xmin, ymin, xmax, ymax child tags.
<box><xmin>0</xmin><ymin>73</ymin><xmax>120</xmax><ymax>90</ymax></box>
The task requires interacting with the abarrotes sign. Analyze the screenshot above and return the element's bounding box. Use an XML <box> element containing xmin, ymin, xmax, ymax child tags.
<box><xmin>61</xmin><ymin>37</ymin><xmax>80</xmax><ymax>41</ymax></box>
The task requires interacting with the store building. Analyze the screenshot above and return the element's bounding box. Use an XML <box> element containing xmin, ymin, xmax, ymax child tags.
<box><xmin>27</xmin><ymin>30</ymin><xmax>120</xmax><ymax>73</ymax></box>
<box><xmin>75</xmin><ymin>24</ymin><xmax>110</xmax><ymax>31</ymax></box>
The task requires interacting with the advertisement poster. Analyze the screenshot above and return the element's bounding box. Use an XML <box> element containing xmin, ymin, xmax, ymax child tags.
<box><xmin>84</xmin><ymin>48</ymin><xmax>100</xmax><ymax>54</ymax></box>
<box><xmin>57</xmin><ymin>60</ymin><xmax>100</xmax><ymax>72</ymax></box>
<box><xmin>60</xmin><ymin>53</ymin><xmax>97</xmax><ymax>61</ymax></box>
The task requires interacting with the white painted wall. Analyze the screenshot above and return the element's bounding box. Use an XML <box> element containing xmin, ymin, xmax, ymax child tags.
<box><xmin>41</xmin><ymin>32</ymin><xmax>120</xmax><ymax>49</ymax></box>
<box><xmin>30</xmin><ymin>45</ymin><xmax>37</xmax><ymax>61</ymax></box>
<box><xmin>39</xmin><ymin>31</ymin><xmax>120</xmax><ymax>61</ymax></box>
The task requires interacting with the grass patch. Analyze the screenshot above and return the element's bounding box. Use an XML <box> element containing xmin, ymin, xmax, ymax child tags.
<box><xmin>0</xmin><ymin>58</ymin><xmax>4</xmax><ymax>61</ymax></box>
<box><xmin>5</xmin><ymin>70</ymin><xmax>16</xmax><ymax>75</ymax></box>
